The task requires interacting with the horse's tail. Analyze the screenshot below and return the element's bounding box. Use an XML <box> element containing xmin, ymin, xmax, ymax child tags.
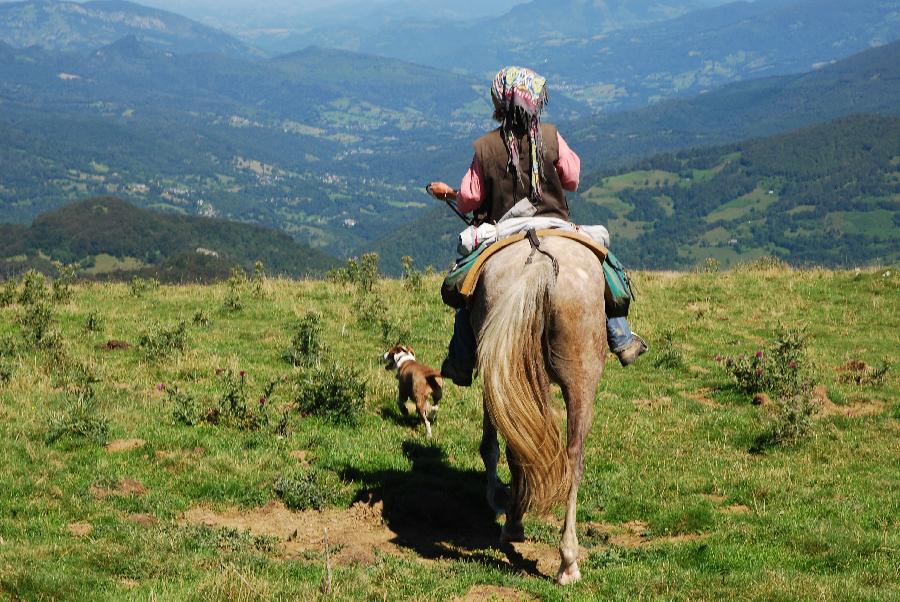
<box><xmin>477</xmin><ymin>254</ymin><xmax>570</xmax><ymax>514</ymax></box>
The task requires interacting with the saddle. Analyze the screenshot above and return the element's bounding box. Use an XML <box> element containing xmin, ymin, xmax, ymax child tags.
<box><xmin>441</xmin><ymin>229</ymin><xmax>609</xmax><ymax>309</ymax></box>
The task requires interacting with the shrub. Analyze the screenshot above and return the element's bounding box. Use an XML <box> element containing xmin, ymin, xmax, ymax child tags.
<box><xmin>652</xmin><ymin>330</ymin><xmax>684</xmax><ymax>370</ymax></box>
<box><xmin>130</xmin><ymin>276</ymin><xmax>160</xmax><ymax>298</ymax></box>
<box><xmin>0</xmin><ymin>361</ymin><xmax>12</xmax><ymax>387</ymax></box>
<box><xmin>85</xmin><ymin>311</ymin><xmax>104</xmax><ymax>333</ymax></box>
<box><xmin>223</xmin><ymin>266</ymin><xmax>246</xmax><ymax>312</ymax></box>
<box><xmin>211</xmin><ymin>368</ymin><xmax>269</xmax><ymax>431</ymax></box>
<box><xmin>839</xmin><ymin>361</ymin><xmax>890</xmax><ymax>387</ymax></box>
<box><xmin>283</xmin><ymin>314</ymin><xmax>323</xmax><ymax>367</ymax></box>
<box><xmin>0</xmin><ymin>279</ymin><xmax>16</xmax><ymax>307</ymax></box>
<box><xmin>401</xmin><ymin>256</ymin><xmax>423</xmax><ymax>291</ymax></box>
<box><xmin>51</xmin><ymin>261</ymin><xmax>78</xmax><ymax>303</ymax></box>
<box><xmin>274</xmin><ymin>469</ymin><xmax>340</xmax><ymax>511</ymax></box>
<box><xmin>168</xmin><ymin>386</ymin><xmax>201</xmax><ymax>426</ymax></box>
<box><xmin>18</xmin><ymin>270</ymin><xmax>48</xmax><ymax>305</ymax></box>
<box><xmin>251</xmin><ymin>260</ymin><xmax>266</xmax><ymax>299</ymax></box>
<box><xmin>696</xmin><ymin>257</ymin><xmax>720</xmax><ymax>273</ymax></box>
<box><xmin>720</xmin><ymin>327</ymin><xmax>810</xmax><ymax>397</ymax></box>
<box><xmin>19</xmin><ymin>301</ymin><xmax>55</xmax><ymax>348</ymax></box>
<box><xmin>357</xmin><ymin>253</ymin><xmax>380</xmax><ymax>294</ymax></box>
<box><xmin>736</xmin><ymin>255</ymin><xmax>788</xmax><ymax>271</ymax></box>
<box><xmin>751</xmin><ymin>393</ymin><xmax>820</xmax><ymax>453</ymax></box>
<box><xmin>47</xmin><ymin>384</ymin><xmax>109</xmax><ymax>445</ymax></box>
<box><xmin>139</xmin><ymin>321</ymin><xmax>188</xmax><ymax>360</ymax></box>
<box><xmin>192</xmin><ymin>309</ymin><xmax>211</xmax><ymax>328</ymax></box>
<box><xmin>294</xmin><ymin>363</ymin><xmax>365</xmax><ymax>426</ymax></box>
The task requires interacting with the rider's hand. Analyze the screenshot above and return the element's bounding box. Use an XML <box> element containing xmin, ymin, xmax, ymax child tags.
<box><xmin>427</xmin><ymin>181</ymin><xmax>458</xmax><ymax>200</ymax></box>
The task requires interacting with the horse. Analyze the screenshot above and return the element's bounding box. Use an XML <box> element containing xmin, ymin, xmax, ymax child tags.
<box><xmin>469</xmin><ymin>235</ymin><xmax>607</xmax><ymax>585</ymax></box>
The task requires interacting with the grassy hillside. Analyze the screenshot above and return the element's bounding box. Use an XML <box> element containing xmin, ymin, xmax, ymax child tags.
<box><xmin>0</xmin><ymin>265</ymin><xmax>896</xmax><ymax>599</ymax></box>
<box><xmin>572</xmin><ymin>114</ymin><xmax>900</xmax><ymax>268</ymax></box>
<box><xmin>0</xmin><ymin>197</ymin><xmax>337</xmax><ymax>280</ymax></box>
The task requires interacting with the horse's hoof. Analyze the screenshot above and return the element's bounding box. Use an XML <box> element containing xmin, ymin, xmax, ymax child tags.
<box><xmin>499</xmin><ymin>522</ymin><xmax>525</xmax><ymax>545</ymax></box>
<box><xmin>556</xmin><ymin>561</ymin><xmax>581</xmax><ymax>585</ymax></box>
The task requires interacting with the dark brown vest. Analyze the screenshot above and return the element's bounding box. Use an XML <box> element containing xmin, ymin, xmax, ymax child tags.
<box><xmin>473</xmin><ymin>123</ymin><xmax>570</xmax><ymax>223</ymax></box>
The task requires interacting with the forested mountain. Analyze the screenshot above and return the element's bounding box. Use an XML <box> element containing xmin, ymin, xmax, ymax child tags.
<box><xmin>370</xmin><ymin>115</ymin><xmax>900</xmax><ymax>272</ymax></box>
<box><xmin>0</xmin><ymin>37</ymin><xmax>523</xmax><ymax>254</ymax></box>
<box><xmin>305</xmin><ymin>0</ymin><xmax>900</xmax><ymax>111</ymax></box>
<box><xmin>0</xmin><ymin>0</ymin><xmax>261</xmax><ymax>58</ymax></box>
<box><xmin>566</xmin><ymin>39</ymin><xmax>900</xmax><ymax>170</ymax></box>
<box><xmin>0</xmin><ymin>197</ymin><xmax>337</xmax><ymax>280</ymax></box>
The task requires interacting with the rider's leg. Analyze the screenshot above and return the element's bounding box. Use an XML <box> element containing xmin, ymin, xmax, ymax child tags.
<box><xmin>607</xmin><ymin>316</ymin><xmax>648</xmax><ymax>367</ymax></box>
<box><xmin>441</xmin><ymin>307</ymin><xmax>476</xmax><ymax>386</ymax></box>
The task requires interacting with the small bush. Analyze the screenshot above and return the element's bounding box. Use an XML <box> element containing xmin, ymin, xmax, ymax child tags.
<box><xmin>223</xmin><ymin>266</ymin><xmax>246</xmax><ymax>312</ymax></box>
<box><xmin>294</xmin><ymin>363</ymin><xmax>365</xmax><ymax>426</ymax></box>
<box><xmin>839</xmin><ymin>361</ymin><xmax>890</xmax><ymax>387</ymax></box>
<box><xmin>652</xmin><ymin>330</ymin><xmax>684</xmax><ymax>370</ymax></box>
<box><xmin>401</xmin><ymin>256</ymin><xmax>422</xmax><ymax>291</ymax></box>
<box><xmin>0</xmin><ymin>279</ymin><xmax>16</xmax><ymax>307</ymax></box>
<box><xmin>251</xmin><ymin>261</ymin><xmax>266</xmax><ymax>299</ymax></box>
<box><xmin>327</xmin><ymin>254</ymin><xmax>380</xmax><ymax>293</ymax></box>
<box><xmin>211</xmin><ymin>369</ymin><xmax>269</xmax><ymax>431</ymax></box>
<box><xmin>720</xmin><ymin>326</ymin><xmax>810</xmax><ymax>397</ymax></box>
<box><xmin>168</xmin><ymin>386</ymin><xmax>201</xmax><ymax>426</ymax></box>
<box><xmin>18</xmin><ymin>270</ymin><xmax>49</xmax><ymax>305</ymax></box>
<box><xmin>19</xmin><ymin>301</ymin><xmax>55</xmax><ymax>348</ymax></box>
<box><xmin>696</xmin><ymin>257</ymin><xmax>720</xmax><ymax>273</ymax></box>
<box><xmin>274</xmin><ymin>469</ymin><xmax>340</xmax><ymax>511</ymax></box>
<box><xmin>139</xmin><ymin>321</ymin><xmax>188</xmax><ymax>360</ymax></box>
<box><xmin>47</xmin><ymin>384</ymin><xmax>109</xmax><ymax>445</ymax></box>
<box><xmin>283</xmin><ymin>314</ymin><xmax>323</xmax><ymax>367</ymax></box>
<box><xmin>85</xmin><ymin>311</ymin><xmax>104</xmax><ymax>333</ymax></box>
<box><xmin>192</xmin><ymin>310</ymin><xmax>211</xmax><ymax>328</ymax></box>
<box><xmin>51</xmin><ymin>261</ymin><xmax>78</xmax><ymax>303</ymax></box>
<box><xmin>736</xmin><ymin>255</ymin><xmax>789</xmax><ymax>271</ymax></box>
<box><xmin>130</xmin><ymin>276</ymin><xmax>160</xmax><ymax>298</ymax></box>
<box><xmin>0</xmin><ymin>361</ymin><xmax>13</xmax><ymax>387</ymax></box>
<box><xmin>751</xmin><ymin>393</ymin><xmax>820</xmax><ymax>453</ymax></box>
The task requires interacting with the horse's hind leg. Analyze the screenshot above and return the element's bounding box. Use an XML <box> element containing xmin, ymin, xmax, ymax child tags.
<box><xmin>480</xmin><ymin>401</ymin><xmax>505</xmax><ymax>514</ymax></box>
<box><xmin>556</xmin><ymin>382</ymin><xmax>595</xmax><ymax>585</ymax></box>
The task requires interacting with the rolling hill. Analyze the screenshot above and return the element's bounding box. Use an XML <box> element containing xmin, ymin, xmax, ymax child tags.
<box><xmin>0</xmin><ymin>0</ymin><xmax>262</xmax><ymax>58</ymax></box>
<box><xmin>0</xmin><ymin>197</ymin><xmax>338</xmax><ymax>280</ymax></box>
<box><xmin>370</xmin><ymin>114</ymin><xmax>900</xmax><ymax>272</ymax></box>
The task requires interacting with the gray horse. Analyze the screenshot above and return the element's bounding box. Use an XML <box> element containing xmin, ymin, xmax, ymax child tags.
<box><xmin>470</xmin><ymin>235</ymin><xmax>607</xmax><ymax>585</ymax></box>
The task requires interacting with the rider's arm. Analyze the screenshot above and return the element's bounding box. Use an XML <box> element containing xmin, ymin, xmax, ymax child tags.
<box><xmin>556</xmin><ymin>133</ymin><xmax>581</xmax><ymax>192</ymax></box>
<box><xmin>457</xmin><ymin>154</ymin><xmax>485</xmax><ymax>213</ymax></box>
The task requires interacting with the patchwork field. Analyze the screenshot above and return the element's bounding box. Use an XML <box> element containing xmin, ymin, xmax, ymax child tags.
<box><xmin>0</xmin><ymin>264</ymin><xmax>897</xmax><ymax>600</ymax></box>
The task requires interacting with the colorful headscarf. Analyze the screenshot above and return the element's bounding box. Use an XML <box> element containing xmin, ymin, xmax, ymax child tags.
<box><xmin>490</xmin><ymin>66</ymin><xmax>549</xmax><ymax>204</ymax></box>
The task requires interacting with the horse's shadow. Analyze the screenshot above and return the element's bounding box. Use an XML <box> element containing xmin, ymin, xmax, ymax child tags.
<box><xmin>338</xmin><ymin>440</ymin><xmax>543</xmax><ymax>577</ymax></box>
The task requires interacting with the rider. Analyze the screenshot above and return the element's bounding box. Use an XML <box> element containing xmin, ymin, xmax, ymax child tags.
<box><xmin>431</xmin><ymin>66</ymin><xmax>647</xmax><ymax>386</ymax></box>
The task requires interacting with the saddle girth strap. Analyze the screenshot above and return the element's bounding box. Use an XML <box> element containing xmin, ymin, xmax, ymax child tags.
<box><xmin>524</xmin><ymin>228</ymin><xmax>559</xmax><ymax>277</ymax></box>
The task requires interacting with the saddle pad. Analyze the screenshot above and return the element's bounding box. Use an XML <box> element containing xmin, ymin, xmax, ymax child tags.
<box><xmin>457</xmin><ymin>229</ymin><xmax>609</xmax><ymax>299</ymax></box>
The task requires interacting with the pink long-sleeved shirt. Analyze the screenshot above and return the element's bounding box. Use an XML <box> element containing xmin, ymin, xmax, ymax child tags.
<box><xmin>457</xmin><ymin>132</ymin><xmax>581</xmax><ymax>214</ymax></box>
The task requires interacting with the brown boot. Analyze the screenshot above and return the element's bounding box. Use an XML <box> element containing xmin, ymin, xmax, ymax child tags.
<box><xmin>614</xmin><ymin>334</ymin><xmax>648</xmax><ymax>367</ymax></box>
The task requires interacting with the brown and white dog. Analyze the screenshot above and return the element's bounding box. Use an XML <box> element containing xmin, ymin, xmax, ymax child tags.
<box><xmin>383</xmin><ymin>344</ymin><xmax>443</xmax><ymax>438</ymax></box>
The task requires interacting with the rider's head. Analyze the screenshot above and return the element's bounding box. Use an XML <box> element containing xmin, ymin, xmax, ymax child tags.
<box><xmin>490</xmin><ymin>66</ymin><xmax>550</xmax><ymax>203</ymax></box>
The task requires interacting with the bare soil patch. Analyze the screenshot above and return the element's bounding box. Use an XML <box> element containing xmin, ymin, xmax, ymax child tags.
<box><xmin>812</xmin><ymin>386</ymin><xmax>884</xmax><ymax>418</ymax></box>
<box><xmin>67</xmin><ymin>522</ymin><xmax>93</xmax><ymax>537</ymax></box>
<box><xmin>752</xmin><ymin>393</ymin><xmax>772</xmax><ymax>407</ymax></box>
<box><xmin>703</xmin><ymin>494</ymin><xmax>726</xmax><ymax>504</ymax></box>
<box><xmin>632</xmin><ymin>396</ymin><xmax>671</xmax><ymax>410</ymax></box>
<box><xmin>90</xmin><ymin>478</ymin><xmax>147</xmax><ymax>500</ymax></box>
<box><xmin>288</xmin><ymin>450</ymin><xmax>311</xmax><ymax>467</ymax></box>
<box><xmin>585</xmin><ymin>520</ymin><xmax>706</xmax><ymax>548</ymax></box>
<box><xmin>105</xmin><ymin>438</ymin><xmax>146</xmax><ymax>454</ymax></box>
<box><xmin>454</xmin><ymin>585</ymin><xmax>537</xmax><ymax>601</ymax></box>
<box><xmin>100</xmin><ymin>340</ymin><xmax>131</xmax><ymax>351</ymax></box>
<box><xmin>723</xmin><ymin>504</ymin><xmax>751</xmax><ymax>514</ymax></box>
<box><xmin>687</xmin><ymin>388</ymin><xmax>720</xmax><ymax>408</ymax></box>
<box><xmin>127</xmin><ymin>513</ymin><xmax>158</xmax><ymax>527</ymax></box>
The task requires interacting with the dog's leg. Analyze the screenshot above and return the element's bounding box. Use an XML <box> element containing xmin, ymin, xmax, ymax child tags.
<box><xmin>397</xmin><ymin>389</ymin><xmax>409</xmax><ymax>416</ymax></box>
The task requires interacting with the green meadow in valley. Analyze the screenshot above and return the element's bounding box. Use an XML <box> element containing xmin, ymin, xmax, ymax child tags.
<box><xmin>0</xmin><ymin>262</ymin><xmax>897</xmax><ymax>600</ymax></box>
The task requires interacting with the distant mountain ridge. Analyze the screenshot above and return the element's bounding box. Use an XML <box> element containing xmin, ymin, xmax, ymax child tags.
<box><xmin>0</xmin><ymin>0</ymin><xmax>262</xmax><ymax>58</ymax></box>
<box><xmin>566</xmin><ymin>39</ymin><xmax>900</xmax><ymax>170</ymax></box>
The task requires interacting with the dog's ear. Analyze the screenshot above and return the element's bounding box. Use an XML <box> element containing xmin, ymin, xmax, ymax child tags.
<box><xmin>406</xmin><ymin>345</ymin><xmax>414</xmax><ymax>355</ymax></box>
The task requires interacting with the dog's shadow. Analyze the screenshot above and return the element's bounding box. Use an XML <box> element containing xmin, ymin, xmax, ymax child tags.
<box><xmin>338</xmin><ymin>440</ymin><xmax>542</xmax><ymax>577</ymax></box>
<box><xmin>378</xmin><ymin>403</ymin><xmax>420</xmax><ymax>429</ymax></box>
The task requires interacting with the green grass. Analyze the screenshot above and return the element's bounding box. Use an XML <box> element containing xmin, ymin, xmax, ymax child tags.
<box><xmin>0</xmin><ymin>268</ymin><xmax>897</xmax><ymax>600</ymax></box>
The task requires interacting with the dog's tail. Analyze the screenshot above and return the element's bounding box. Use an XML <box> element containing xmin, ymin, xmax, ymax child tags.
<box><xmin>426</xmin><ymin>373</ymin><xmax>443</xmax><ymax>403</ymax></box>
